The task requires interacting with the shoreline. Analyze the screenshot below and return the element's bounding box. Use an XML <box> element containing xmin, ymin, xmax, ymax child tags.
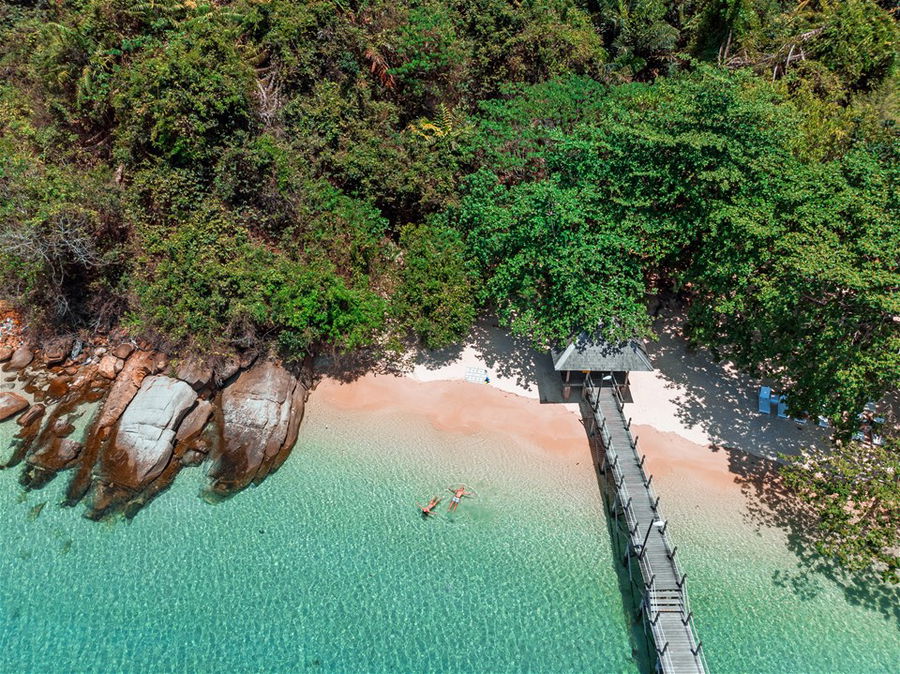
<box><xmin>315</xmin><ymin>373</ymin><xmax>588</xmax><ymax>460</ymax></box>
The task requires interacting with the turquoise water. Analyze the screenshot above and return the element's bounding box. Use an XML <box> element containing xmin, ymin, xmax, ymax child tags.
<box><xmin>2</xmin><ymin>395</ymin><xmax>898</xmax><ymax>673</ymax></box>
<box><xmin>0</xmin><ymin>400</ymin><xmax>635</xmax><ymax>673</ymax></box>
<box><xmin>654</xmin><ymin>466</ymin><xmax>900</xmax><ymax>673</ymax></box>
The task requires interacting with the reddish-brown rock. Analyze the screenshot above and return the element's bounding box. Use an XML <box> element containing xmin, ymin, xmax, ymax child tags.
<box><xmin>7</xmin><ymin>345</ymin><xmax>33</xmax><ymax>370</ymax></box>
<box><xmin>17</xmin><ymin>403</ymin><xmax>45</xmax><ymax>427</ymax></box>
<box><xmin>0</xmin><ymin>392</ymin><xmax>29</xmax><ymax>421</ymax></box>
<box><xmin>112</xmin><ymin>343</ymin><xmax>135</xmax><ymax>359</ymax></box>
<box><xmin>208</xmin><ymin>360</ymin><xmax>305</xmax><ymax>495</ymax></box>
<box><xmin>95</xmin><ymin>351</ymin><xmax>155</xmax><ymax>429</ymax></box>
<box><xmin>0</xmin><ymin>347</ymin><xmax>12</xmax><ymax>362</ymax></box>
<box><xmin>175</xmin><ymin>357</ymin><xmax>213</xmax><ymax>390</ymax></box>
<box><xmin>97</xmin><ymin>355</ymin><xmax>124</xmax><ymax>380</ymax></box>
<box><xmin>175</xmin><ymin>400</ymin><xmax>212</xmax><ymax>443</ymax></box>
<box><xmin>44</xmin><ymin>337</ymin><xmax>73</xmax><ymax>366</ymax></box>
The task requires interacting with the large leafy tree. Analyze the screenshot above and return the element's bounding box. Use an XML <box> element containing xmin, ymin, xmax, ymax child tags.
<box><xmin>782</xmin><ymin>434</ymin><xmax>900</xmax><ymax>583</ymax></box>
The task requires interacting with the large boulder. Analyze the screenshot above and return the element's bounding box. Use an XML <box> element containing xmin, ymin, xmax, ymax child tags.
<box><xmin>208</xmin><ymin>360</ymin><xmax>305</xmax><ymax>494</ymax></box>
<box><xmin>99</xmin><ymin>375</ymin><xmax>197</xmax><ymax>490</ymax></box>
<box><xmin>0</xmin><ymin>392</ymin><xmax>29</xmax><ymax>421</ymax></box>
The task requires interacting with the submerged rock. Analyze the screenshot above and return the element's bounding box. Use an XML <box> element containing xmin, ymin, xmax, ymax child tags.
<box><xmin>0</xmin><ymin>392</ymin><xmax>29</xmax><ymax>421</ymax></box>
<box><xmin>17</xmin><ymin>403</ymin><xmax>44</xmax><ymax>426</ymax></box>
<box><xmin>99</xmin><ymin>375</ymin><xmax>197</xmax><ymax>490</ymax></box>
<box><xmin>208</xmin><ymin>360</ymin><xmax>306</xmax><ymax>496</ymax></box>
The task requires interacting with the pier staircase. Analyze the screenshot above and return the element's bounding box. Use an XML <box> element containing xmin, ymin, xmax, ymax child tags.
<box><xmin>584</xmin><ymin>375</ymin><xmax>708</xmax><ymax>674</ymax></box>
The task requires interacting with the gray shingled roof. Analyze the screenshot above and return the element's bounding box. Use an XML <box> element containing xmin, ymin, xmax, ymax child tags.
<box><xmin>550</xmin><ymin>334</ymin><xmax>653</xmax><ymax>372</ymax></box>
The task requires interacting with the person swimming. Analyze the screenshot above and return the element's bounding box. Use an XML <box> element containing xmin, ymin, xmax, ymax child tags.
<box><xmin>447</xmin><ymin>485</ymin><xmax>473</xmax><ymax>512</ymax></box>
<box><xmin>418</xmin><ymin>496</ymin><xmax>441</xmax><ymax>517</ymax></box>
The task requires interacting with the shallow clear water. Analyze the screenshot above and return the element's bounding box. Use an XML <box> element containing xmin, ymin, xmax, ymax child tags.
<box><xmin>1</xmin><ymin>394</ymin><xmax>898</xmax><ymax>673</ymax></box>
<box><xmin>655</xmin><ymin>474</ymin><xmax>900</xmax><ymax>674</ymax></box>
<box><xmin>0</xmin><ymin>400</ymin><xmax>634</xmax><ymax>673</ymax></box>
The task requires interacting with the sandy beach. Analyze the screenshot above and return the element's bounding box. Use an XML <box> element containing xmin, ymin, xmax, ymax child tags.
<box><xmin>315</xmin><ymin>374</ymin><xmax>588</xmax><ymax>460</ymax></box>
<box><xmin>319</xmin><ymin>309</ymin><xmax>827</xmax><ymax>489</ymax></box>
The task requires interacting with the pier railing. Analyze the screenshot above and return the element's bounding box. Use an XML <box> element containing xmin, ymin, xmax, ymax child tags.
<box><xmin>585</xmin><ymin>374</ymin><xmax>708</xmax><ymax>674</ymax></box>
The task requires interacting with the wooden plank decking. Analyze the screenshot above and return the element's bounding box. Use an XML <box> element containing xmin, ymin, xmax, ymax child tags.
<box><xmin>585</xmin><ymin>377</ymin><xmax>708</xmax><ymax>674</ymax></box>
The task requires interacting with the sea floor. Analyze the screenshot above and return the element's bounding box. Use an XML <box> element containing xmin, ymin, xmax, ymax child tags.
<box><xmin>0</xmin><ymin>396</ymin><xmax>634</xmax><ymax>673</ymax></box>
<box><xmin>1</xmin><ymin>388</ymin><xmax>898</xmax><ymax>673</ymax></box>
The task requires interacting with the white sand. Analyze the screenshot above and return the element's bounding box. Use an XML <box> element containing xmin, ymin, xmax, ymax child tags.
<box><xmin>404</xmin><ymin>312</ymin><xmax>829</xmax><ymax>460</ymax></box>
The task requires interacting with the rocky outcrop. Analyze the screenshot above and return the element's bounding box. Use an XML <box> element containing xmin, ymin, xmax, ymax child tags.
<box><xmin>2</xmin><ymin>328</ymin><xmax>310</xmax><ymax>519</ymax></box>
<box><xmin>0</xmin><ymin>392</ymin><xmax>29</xmax><ymax>421</ymax></box>
<box><xmin>99</xmin><ymin>376</ymin><xmax>197</xmax><ymax>490</ymax></box>
<box><xmin>207</xmin><ymin>360</ymin><xmax>306</xmax><ymax>496</ymax></box>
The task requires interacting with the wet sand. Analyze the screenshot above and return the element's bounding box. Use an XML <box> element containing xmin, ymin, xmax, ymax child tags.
<box><xmin>316</xmin><ymin>374</ymin><xmax>588</xmax><ymax>459</ymax></box>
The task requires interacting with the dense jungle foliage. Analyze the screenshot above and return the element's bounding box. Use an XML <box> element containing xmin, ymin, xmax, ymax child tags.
<box><xmin>1</xmin><ymin>0</ymin><xmax>897</xmax><ymax>401</ymax></box>
<box><xmin>0</xmin><ymin>1</ymin><xmax>897</xmax><ymax>468</ymax></box>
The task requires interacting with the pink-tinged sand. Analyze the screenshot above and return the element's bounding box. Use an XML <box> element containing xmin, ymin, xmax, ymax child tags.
<box><xmin>633</xmin><ymin>423</ymin><xmax>748</xmax><ymax>495</ymax></box>
<box><xmin>315</xmin><ymin>374</ymin><xmax>588</xmax><ymax>459</ymax></box>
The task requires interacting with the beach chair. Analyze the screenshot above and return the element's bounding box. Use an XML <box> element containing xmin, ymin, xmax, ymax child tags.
<box><xmin>758</xmin><ymin>386</ymin><xmax>771</xmax><ymax>414</ymax></box>
<box><xmin>464</xmin><ymin>366</ymin><xmax>487</xmax><ymax>384</ymax></box>
<box><xmin>817</xmin><ymin>416</ymin><xmax>830</xmax><ymax>428</ymax></box>
<box><xmin>776</xmin><ymin>396</ymin><xmax>789</xmax><ymax>419</ymax></box>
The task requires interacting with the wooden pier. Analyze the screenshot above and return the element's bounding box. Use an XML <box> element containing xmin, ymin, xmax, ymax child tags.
<box><xmin>584</xmin><ymin>374</ymin><xmax>708</xmax><ymax>674</ymax></box>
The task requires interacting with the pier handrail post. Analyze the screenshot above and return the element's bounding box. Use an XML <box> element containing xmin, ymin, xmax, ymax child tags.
<box><xmin>677</xmin><ymin>572</ymin><xmax>687</xmax><ymax>589</ymax></box>
<box><xmin>692</xmin><ymin>641</ymin><xmax>703</xmax><ymax>657</ymax></box>
<box><xmin>682</xmin><ymin>611</ymin><xmax>693</xmax><ymax>626</ymax></box>
<box><xmin>644</xmin><ymin>573</ymin><xmax>655</xmax><ymax>589</ymax></box>
<box><xmin>632</xmin><ymin>435</ymin><xmax>639</xmax><ymax>451</ymax></box>
<box><xmin>626</xmin><ymin>416</ymin><xmax>632</xmax><ymax>430</ymax></box>
<box><xmin>640</xmin><ymin>520</ymin><xmax>655</xmax><ymax>557</ymax></box>
<box><xmin>660</xmin><ymin>520</ymin><xmax>668</xmax><ymax>535</ymax></box>
<box><xmin>651</xmin><ymin>496</ymin><xmax>660</xmax><ymax>512</ymax></box>
<box><xmin>639</xmin><ymin>453</ymin><xmax>646</xmax><ymax>468</ymax></box>
<box><xmin>644</xmin><ymin>474</ymin><xmax>653</xmax><ymax>490</ymax></box>
<box><xmin>667</xmin><ymin>545</ymin><xmax>678</xmax><ymax>561</ymax></box>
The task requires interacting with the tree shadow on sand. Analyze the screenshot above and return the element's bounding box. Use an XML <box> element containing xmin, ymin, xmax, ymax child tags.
<box><xmin>721</xmin><ymin>445</ymin><xmax>899</xmax><ymax>623</ymax></box>
<box><xmin>317</xmin><ymin>315</ymin><xmax>568</xmax><ymax>402</ymax></box>
<box><xmin>646</xmin><ymin>310</ymin><xmax>829</xmax><ymax>459</ymax></box>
